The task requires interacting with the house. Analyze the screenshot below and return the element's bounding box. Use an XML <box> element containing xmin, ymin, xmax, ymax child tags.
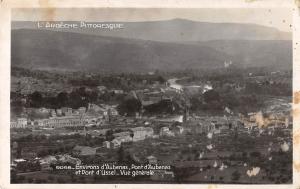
<box><xmin>73</xmin><ymin>110</ymin><xmax>80</xmax><ymax>115</ymax></box>
<box><xmin>13</xmin><ymin>158</ymin><xmax>27</xmax><ymax>163</ymax></box>
<box><xmin>103</xmin><ymin>141</ymin><xmax>111</xmax><ymax>148</ymax></box>
<box><xmin>73</xmin><ymin>145</ymin><xmax>96</xmax><ymax>156</ymax></box>
<box><xmin>108</xmin><ymin>108</ymin><xmax>119</xmax><ymax>116</ymax></box>
<box><xmin>146</xmin><ymin>155</ymin><xmax>157</xmax><ymax>165</ymax></box>
<box><xmin>78</xmin><ymin>107</ymin><xmax>87</xmax><ymax>114</ymax></box>
<box><xmin>172</xmin><ymin>126</ymin><xmax>184</xmax><ymax>135</ymax></box>
<box><xmin>38</xmin><ymin>107</ymin><xmax>50</xmax><ymax>114</ymax></box>
<box><xmin>62</xmin><ymin>107</ymin><xmax>73</xmax><ymax>116</ymax></box>
<box><xmin>38</xmin><ymin>155</ymin><xmax>57</xmax><ymax>171</ymax></box>
<box><xmin>112</xmin><ymin>89</ymin><xmax>124</xmax><ymax>94</ymax></box>
<box><xmin>116</xmin><ymin>135</ymin><xmax>133</xmax><ymax>143</ymax></box>
<box><xmin>159</xmin><ymin>127</ymin><xmax>174</xmax><ymax>137</ymax></box>
<box><xmin>40</xmin><ymin>161</ymin><xmax>52</xmax><ymax>171</ymax></box>
<box><xmin>56</xmin><ymin>109</ymin><xmax>62</xmax><ymax>116</ymax></box>
<box><xmin>39</xmin><ymin>155</ymin><xmax>57</xmax><ymax>170</ymax></box>
<box><xmin>88</xmin><ymin>103</ymin><xmax>108</xmax><ymax>116</ymax></box>
<box><xmin>51</xmin><ymin>109</ymin><xmax>57</xmax><ymax>117</ymax></box>
<box><xmin>131</xmin><ymin>127</ymin><xmax>154</xmax><ymax>141</ymax></box>
<box><xmin>58</xmin><ymin>154</ymin><xmax>81</xmax><ymax>165</ymax></box>
<box><xmin>104</xmin><ymin>132</ymin><xmax>133</xmax><ymax>148</ymax></box>
<box><xmin>110</xmin><ymin>139</ymin><xmax>122</xmax><ymax>149</ymax></box>
<box><xmin>160</xmin><ymin>127</ymin><xmax>169</xmax><ymax>136</ymax></box>
<box><xmin>113</xmin><ymin>131</ymin><xmax>131</xmax><ymax>138</ymax></box>
<box><xmin>97</xmin><ymin>86</ymin><xmax>107</xmax><ymax>93</ymax></box>
<box><xmin>158</xmin><ymin>115</ymin><xmax>184</xmax><ymax>123</ymax></box>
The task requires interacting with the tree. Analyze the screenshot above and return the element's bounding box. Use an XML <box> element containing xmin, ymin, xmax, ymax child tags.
<box><xmin>118</xmin><ymin>144</ymin><xmax>125</xmax><ymax>163</ymax></box>
<box><xmin>105</xmin><ymin>129</ymin><xmax>114</xmax><ymax>141</ymax></box>
<box><xmin>69</xmin><ymin>91</ymin><xmax>86</xmax><ymax>109</ymax></box>
<box><xmin>56</xmin><ymin>92</ymin><xmax>68</xmax><ymax>107</ymax></box>
<box><xmin>29</xmin><ymin>91</ymin><xmax>43</xmax><ymax>107</ymax></box>
<box><xmin>117</xmin><ymin>98</ymin><xmax>141</xmax><ymax>116</ymax></box>
<box><xmin>203</xmin><ymin>90</ymin><xmax>220</xmax><ymax>103</ymax></box>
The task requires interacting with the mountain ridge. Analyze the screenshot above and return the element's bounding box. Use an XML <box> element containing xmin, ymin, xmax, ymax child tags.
<box><xmin>12</xmin><ymin>19</ymin><xmax>291</xmax><ymax>42</ymax></box>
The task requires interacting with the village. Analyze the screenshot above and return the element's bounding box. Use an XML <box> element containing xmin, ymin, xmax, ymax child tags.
<box><xmin>10</xmin><ymin>67</ymin><xmax>292</xmax><ymax>184</ymax></box>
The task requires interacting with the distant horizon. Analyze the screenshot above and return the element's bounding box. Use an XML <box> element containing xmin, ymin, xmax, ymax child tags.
<box><xmin>12</xmin><ymin>8</ymin><xmax>292</xmax><ymax>32</ymax></box>
<box><xmin>11</xmin><ymin>19</ymin><xmax>291</xmax><ymax>33</ymax></box>
<box><xmin>11</xmin><ymin>28</ymin><xmax>292</xmax><ymax>44</ymax></box>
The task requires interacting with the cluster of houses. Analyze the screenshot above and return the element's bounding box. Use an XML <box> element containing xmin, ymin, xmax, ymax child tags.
<box><xmin>159</xmin><ymin>125</ymin><xmax>184</xmax><ymax>137</ymax></box>
<box><xmin>102</xmin><ymin>123</ymin><xmax>187</xmax><ymax>149</ymax></box>
<box><xmin>103</xmin><ymin>126</ymin><xmax>155</xmax><ymax>149</ymax></box>
<box><xmin>240</xmin><ymin>111</ymin><xmax>292</xmax><ymax>130</ymax></box>
<box><xmin>187</xmin><ymin>115</ymin><xmax>239</xmax><ymax>135</ymax></box>
<box><xmin>10</xmin><ymin>103</ymin><xmax>118</xmax><ymax>129</ymax></box>
<box><xmin>185</xmin><ymin>110</ymin><xmax>292</xmax><ymax>136</ymax></box>
<box><xmin>96</xmin><ymin>85</ymin><xmax>124</xmax><ymax>95</ymax></box>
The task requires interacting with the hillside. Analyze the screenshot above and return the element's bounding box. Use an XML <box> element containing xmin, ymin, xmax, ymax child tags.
<box><xmin>11</xmin><ymin>29</ymin><xmax>292</xmax><ymax>72</ymax></box>
<box><xmin>11</xmin><ymin>29</ymin><xmax>231</xmax><ymax>72</ymax></box>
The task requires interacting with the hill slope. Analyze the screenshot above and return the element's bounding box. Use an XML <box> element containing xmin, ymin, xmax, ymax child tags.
<box><xmin>11</xmin><ymin>29</ymin><xmax>231</xmax><ymax>72</ymax></box>
<box><xmin>11</xmin><ymin>29</ymin><xmax>292</xmax><ymax>72</ymax></box>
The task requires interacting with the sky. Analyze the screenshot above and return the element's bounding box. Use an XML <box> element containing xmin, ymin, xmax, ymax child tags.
<box><xmin>12</xmin><ymin>8</ymin><xmax>292</xmax><ymax>32</ymax></box>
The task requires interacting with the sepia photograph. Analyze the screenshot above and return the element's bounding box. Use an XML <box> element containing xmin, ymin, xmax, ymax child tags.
<box><xmin>6</xmin><ymin>6</ymin><xmax>295</xmax><ymax>185</ymax></box>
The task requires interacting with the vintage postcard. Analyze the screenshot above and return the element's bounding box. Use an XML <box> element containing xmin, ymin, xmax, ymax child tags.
<box><xmin>0</xmin><ymin>0</ymin><xmax>299</xmax><ymax>189</ymax></box>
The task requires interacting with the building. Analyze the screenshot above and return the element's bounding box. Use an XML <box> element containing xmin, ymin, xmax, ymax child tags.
<box><xmin>56</xmin><ymin>109</ymin><xmax>62</xmax><ymax>116</ymax></box>
<box><xmin>10</xmin><ymin>118</ymin><xmax>27</xmax><ymax>128</ymax></box>
<box><xmin>157</xmin><ymin>115</ymin><xmax>184</xmax><ymax>123</ymax></box>
<box><xmin>51</xmin><ymin>109</ymin><xmax>56</xmax><ymax>117</ymax></box>
<box><xmin>39</xmin><ymin>155</ymin><xmax>58</xmax><ymax>165</ymax></box>
<box><xmin>78</xmin><ymin>107</ymin><xmax>87</xmax><ymax>114</ymax></box>
<box><xmin>40</xmin><ymin>161</ymin><xmax>52</xmax><ymax>171</ymax></box>
<box><xmin>32</xmin><ymin>111</ymin><xmax>107</xmax><ymax>128</ymax></box>
<box><xmin>97</xmin><ymin>86</ymin><xmax>107</xmax><ymax>93</ymax></box>
<box><xmin>58</xmin><ymin>154</ymin><xmax>81</xmax><ymax>165</ymax></box>
<box><xmin>113</xmin><ymin>131</ymin><xmax>131</xmax><ymax>138</ymax></box>
<box><xmin>103</xmin><ymin>141</ymin><xmax>111</xmax><ymax>148</ymax></box>
<box><xmin>110</xmin><ymin>135</ymin><xmax>133</xmax><ymax>149</ymax></box>
<box><xmin>116</xmin><ymin>135</ymin><xmax>133</xmax><ymax>143</ymax></box>
<box><xmin>88</xmin><ymin>103</ymin><xmax>108</xmax><ymax>115</ymax></box>
<box><xmin>108</xmin><ymin>108</ymin><xmax>119</xmax><ymax>116</ymax></box>
<box><xmin>84</xmin><ymin>114</ymin><xmax>105</xmax><ymax>127</ymax></box>
<box><xmin>130</xmin><ymin>127</ymin><xmax>154</xmax><ymax>141</ymax></box>
<box><xmin>146</xmin><ymin>155</ymin><xmax>158</xmax><ymax>164</ymax></box>
<box><xmin>42</xmin><ymin>116</ymin><xmax>84</xmax><ymax>128</ymax></box>
<box><xmin>110</xmin><ymin>139</ymin><xmax>122</xmax><ymax>149</ymax></box>
<box><xmin>62</xmin><ymin>107</ymin><xmax>73</xmax><ymax>116</ymax></box>
<box><xmin>38</xmin><ymin>107</ymin><xmax>50</xmax><ymax>114</ymax></box>
<box><xmin>112</xmin><ymin>89</ymin><xmax>124</xmax><ymax>94</ymax></box>
<box><xmin>172</xmin><ymin>126</ymin><xmax>184</xmax><ymax>135</ymax></box>
<box><xmin>159</xmin><ymin>127</ymin><xmax>175</xmax><ymax>137</ymax></box>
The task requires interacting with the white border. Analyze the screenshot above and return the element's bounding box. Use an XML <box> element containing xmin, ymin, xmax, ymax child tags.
<box><xmin>0</xmin><ymin>1</ymin><xmax>299</xmax><ymax>189</ymax></box>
